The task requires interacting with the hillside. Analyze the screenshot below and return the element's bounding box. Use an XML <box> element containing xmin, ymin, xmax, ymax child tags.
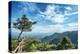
<box><xmin>42</xmin><ymin>31</ymin><xmax>78</xmax><ymax>44</ymax></box>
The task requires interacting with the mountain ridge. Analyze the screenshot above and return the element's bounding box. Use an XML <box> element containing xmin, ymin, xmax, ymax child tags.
<box><xmin>41</xmin><ymin>31</ymin><xmax>78</xmax><ymax>44</ymax></box>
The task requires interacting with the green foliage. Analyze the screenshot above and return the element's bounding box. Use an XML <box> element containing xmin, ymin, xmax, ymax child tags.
<box><xmin>13</xmin><ymin>15</ymin><xmax>33</xmax><ymax>31</ymax></box>
<box><xmin>11</xmin><ymin>36</ymin><xmax>77</xmax><ymax>52</ymax></box>
<box><xmin>36</xmin><ymin>42</ymin><xmax>56</xmax><ymax>51</ymax></box>
<box><xmin>23</xmin><ymin>39</ymin><xmax>56</xmax><ymax>51</ymax></box>
<box><xmin>11</xmin><ymin>40</ymin><xmax>19</xmax><ymax>51</ymax></box>
<box><xmin>57</xmin><ymin>36</ymin><xmax>75</xmax><ymax>50</ymax></box>
<box><xmin>22</xmin><ymin>39</ymin><xmax>39</xmax><ymax>52</ymax></box>
<box><xmin>12</xmin><ymin>38</ymin><xmax>56</xmax><ymax>52</ymax></box>
<box><xmin>13</xmin><ymin>15</ymin><xmax>36</xmax><ymax>41</ymax></box>
<box><xmin>29</xmin><ymin>44</ymin><xmax>37</xmax><ymax>51</ymax></box>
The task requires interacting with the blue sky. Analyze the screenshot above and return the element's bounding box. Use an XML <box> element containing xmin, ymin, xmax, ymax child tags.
<box><xmin>10</xmin><ymin>1</ymin><xmax>78</xmax><ymax>34</ymax></box>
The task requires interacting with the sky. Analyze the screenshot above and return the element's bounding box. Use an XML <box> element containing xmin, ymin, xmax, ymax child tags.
<box><xmin>10</xmin><ymin>1</ymin><xmax>78</xmax><ymax>34</ymax></box>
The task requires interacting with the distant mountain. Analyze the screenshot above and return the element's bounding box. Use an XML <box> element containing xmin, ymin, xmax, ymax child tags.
<box><xmin>11</xmin><ymin>31</ymin><xmax>53</xmax><ymax>39</ymax></box>
<box><xmin>42</xmin><ymin>31</ymin><xmax>78</xmax><ymax>44</ymax></box>
<box><xmin>63</xmin><ymin>31</ymin><xmax>78</xmax><ymax>44</ymax></box>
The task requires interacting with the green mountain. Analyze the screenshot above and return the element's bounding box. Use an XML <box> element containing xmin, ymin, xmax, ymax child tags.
<box><xmin>42</xmin><ymin>31</ymin><xmax>78</xmax><ymax>45</ymax></box>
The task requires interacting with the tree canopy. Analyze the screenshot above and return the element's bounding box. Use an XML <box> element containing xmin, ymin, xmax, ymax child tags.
<box><xmin>13</xmin><ymin>14</ymin><xmax>37</xmax><ymax>41</ymax></box>
<box><xmin>57</xmin><ymin>36</ymin><xmax>75</xmax><ymax>50</ymax></box>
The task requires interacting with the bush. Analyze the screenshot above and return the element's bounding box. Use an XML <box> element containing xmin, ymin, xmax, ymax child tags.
<box><xmin>57</xmin><ymin>36</ymin><xmax>75</xmax><ymax>50</ymax></box>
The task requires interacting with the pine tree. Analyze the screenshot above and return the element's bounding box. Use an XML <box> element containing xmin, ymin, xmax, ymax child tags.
<box><xmin>13</xmin><ymin>15</ymin><xmax>37</xmax><ymax>41</ymax></box>
<box><xmin>57</xmin><ymin>36</ymin><xmax>75</xmax><ymax>50</ymax></box>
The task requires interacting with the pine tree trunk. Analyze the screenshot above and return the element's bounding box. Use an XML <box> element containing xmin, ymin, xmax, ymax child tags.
<box><xmin>17</xmin><ymin>30</ymin><xmax>23</xmax><ymax>42</ymax></box>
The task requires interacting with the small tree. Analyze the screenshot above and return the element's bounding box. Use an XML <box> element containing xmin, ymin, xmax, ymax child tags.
<box><xmin>57</xmin><ymin>36</ymin><xmax>75</xmax><ymax>50</ymax></box>
<box><xmin>13</xmin><ymin>15</ymin><xmax>36</xmax><ymax>41</ymax></box>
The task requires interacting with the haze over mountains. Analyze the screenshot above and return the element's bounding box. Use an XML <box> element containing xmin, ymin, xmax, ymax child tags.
<box><xmin>11</xmin><ymin>31</ymin><xmax>53</xmax><ymax>39</ymax></box>
<box><xmin>11</xmin><ymin>30</ymin><xmax>78</xmax><ymax>44</ymax></box>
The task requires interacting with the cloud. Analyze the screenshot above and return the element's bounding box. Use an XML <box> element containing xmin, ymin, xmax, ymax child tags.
<box><xmin>64</xmin><ymin>11</ymin><xmax>78</xmax><ymax>16</ymax></box>
<box><xmin>68</xmin><ymin>22</ymin><xmax>77</xmax><ymax>28</ymax></box>
<box><xmin>39</xmin><ymin>5</ymin><xmax>65</xmax><ymax>24</ymax></box>
<box><xmin>14</xmin><ymin>2</ymin><xmax>39</xmax><ymax>14</ymax></box>
<box><xmin>31</xmin><ymin>25</ymin><xmax>54</xmax><ymax>33</ymax></box>
<box><xmin>51</xmin><ymin>14</ymin><xmax>65</xmax><ymax>23</ymax></box>
<box><xmin>38</xmin><ymin>4</ymin><xmax>78</xmax><ymax>24</ymax></box>
<box><xmin>11</xmin><ymin>2</ymin><xmax>78</xmax><ymax>33</ymax></box>
<box><xmin>64</xmin><ymin>6</ymin><xmax>78</xmax><ymax>16</ymax></box>
<box><xmin>11</xmin><ymin>28</ymin><xmax>20</xmax><ymax>33</ymax></box>
<box><xmin>21</xmin><ymin>2</ymin><xmax>36</xmax><ymax>11</ymax></box>
<box><xmin>40</xmin><ymin>5</ymin><xmax>56</xmax><ymax>16</ymax></box>
<box><xmin>12</xmin><ymin>22</ymin><xmax>78</xmax><ymax>33</ymax></box>
<box><xmin>65</xmin><ymin>7</ymin><xmax>72</xmax><ymax>10</ymax></box>
<box><xmin>31</xmin><ymin>22</ymin><xmax>78</xmax><ymax>33</ymax></box>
